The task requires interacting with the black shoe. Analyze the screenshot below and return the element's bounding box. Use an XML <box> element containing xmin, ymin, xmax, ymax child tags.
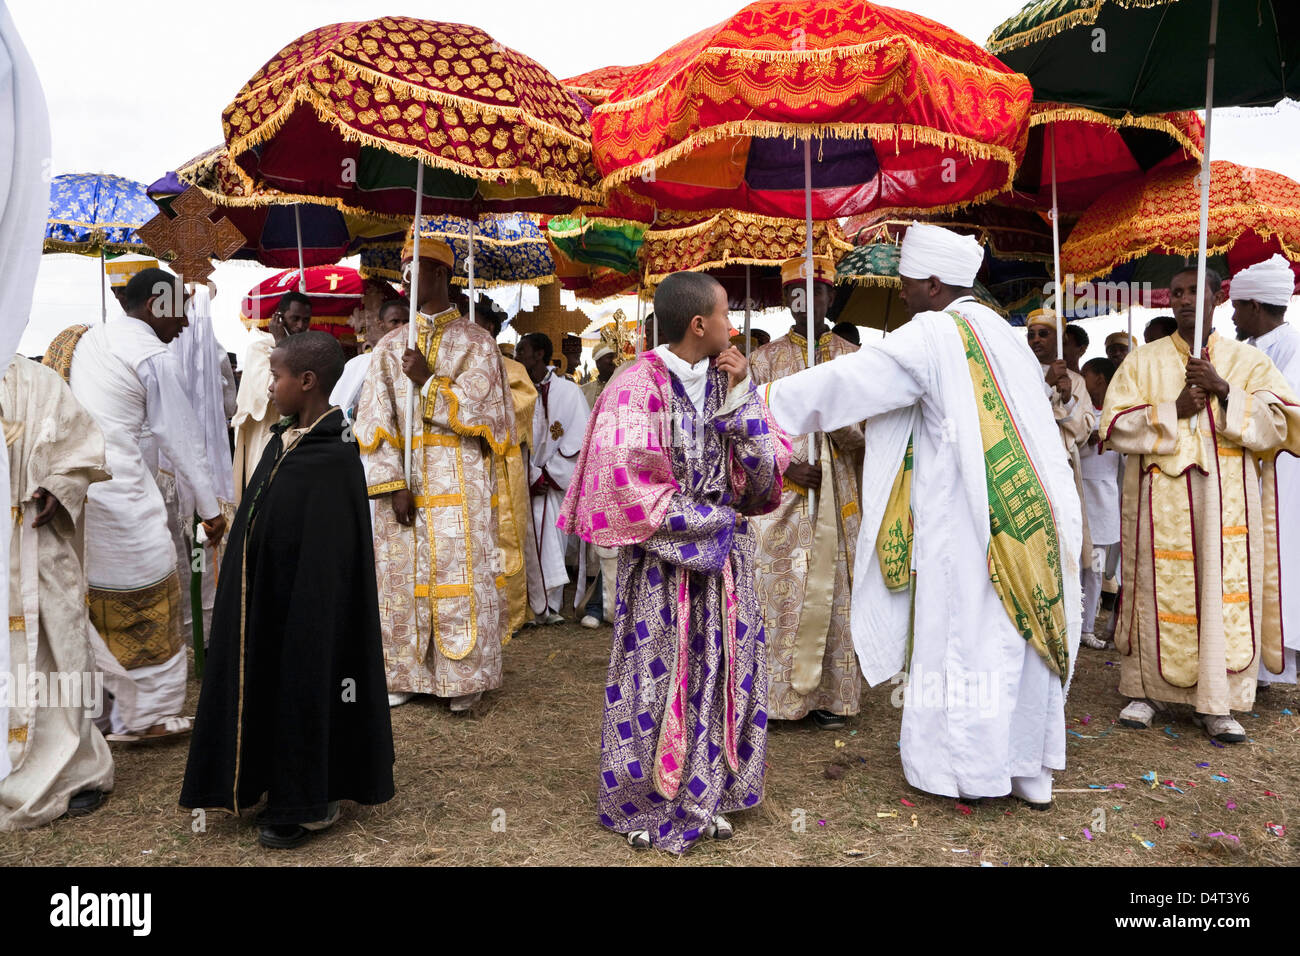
<box><xmin>810</xmin><ymin>710</ymin><xmax>847</xmax><ymax>730</ymax></box>
<box><xmin>258</xmin><ymin>824</ymin><xmax>311</xmax><ymax>849</ymax></box>
<box><xmin>64</xmin><ymin>789</ymin><xmax>105</xmax><ymax>817</ymax></box>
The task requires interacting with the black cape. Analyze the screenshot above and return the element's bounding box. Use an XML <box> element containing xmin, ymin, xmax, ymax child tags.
<box><xmin>180</xmin><ymin>408</ymin><xmax>395</xmax><ymax>823</ymax></box>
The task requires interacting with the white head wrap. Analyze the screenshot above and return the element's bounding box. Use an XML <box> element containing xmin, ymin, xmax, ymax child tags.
<box><xmin>1230</xmin><ymin>254</ymin><xmax>1294</xmax><ymax>307</ymax></box>
<box><xmin>592</xmin><ymin>344</ymin><xmax>614</xmax><ymax>362</ymax></box>
<box><xmin>898</xmin><ymin>223</ymin><xmax>984</xmax><ymax>287</ymax></box>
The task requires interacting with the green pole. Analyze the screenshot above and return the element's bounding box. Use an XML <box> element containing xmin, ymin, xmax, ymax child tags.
<box><xmin>191</xmin><ymin>515</ymin><xmax>205</xmax><ymax>678</ymax></box>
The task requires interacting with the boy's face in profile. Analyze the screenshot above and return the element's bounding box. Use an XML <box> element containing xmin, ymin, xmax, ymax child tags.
<box><xmin>699</xmin><ymin>284</ymin><xmax>735</xmax><ymax>358</ymax></box>
<box><xmin>268</xmin><ymin>348</ymin><xmax>306</xmax><ymax>418</ymax></box>
<box><xmin>1082</xmin><ymin>368</ymin><xmax>1109</xmax><ymax>409</ymax></box>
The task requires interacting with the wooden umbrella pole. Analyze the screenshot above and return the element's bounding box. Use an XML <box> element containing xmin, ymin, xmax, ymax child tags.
<box><xmin>294</xmin><ymin>203</ymin><xmax>306</xmax><ymax>292</ymax></box>
<box><xmin>1050</xmin><ymin>124</ymin><xmax>1064</xmax><ymax>360</ymax></box>
<box><xmin>1191</xmin><ymin>0</ymin><xmax>1219</xmax><ymax>435</ymax></box>
<box><xmin>744</xmin><ymin>263</ymin><xmax>752</xmax><ymax>353</ymax></box>
<box><xmin>404</xmin><ymin>163</ymin><xmax>425</xmax><ymax>483</ymax></box>
<box><xmin>803</xmin><ymin>135</ymin><xmax>817</xmax><ymax>516</ymax></box>
<box><xmin>468</xmin><ymin>219</ymin><xmax>476</xmax><ymax>325</ymax></box>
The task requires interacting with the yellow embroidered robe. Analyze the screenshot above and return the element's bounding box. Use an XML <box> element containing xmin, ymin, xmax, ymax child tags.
<box><xmin>1102</xmin><ymin>331</ymin><xmax>1300</xmax><ymax>713</ymax></box>
<box><xmin>354</xmin><ymin>309</ymin><xmax>516</xmax><ymax>698</ymax></box>
<box><xmin>749</xmin><ymin>331</ymin><xmax>864</xmax><ymax>719</ymax></box>
<box><xmin>499</xmin><ymin>356</ymin><xmax>536</xmax><ymax>637</ymax></box>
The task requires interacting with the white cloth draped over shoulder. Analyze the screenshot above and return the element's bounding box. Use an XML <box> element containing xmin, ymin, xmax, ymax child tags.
<box><xmin>527</xmin><ymin>369</ymin><xmax>590</xmax><ymax>615</ymax></box>
<box><xmin>1252</xmin><ymin>321</ymin><xmax>1300</xmax><ymax>684</ymax></box>
<box><xmin>231</xmin><ymin>330</ymin><xmax>276</xmax><ymax>505</ymax></box>
<box><xmin>764</xmin><ymin>298</ymin><xmax>1082</xmax><ymax>800</ymax></box>
<box><xmin>0</xmin><ymin>6</ymin><xmax>51</xmax><ymax>783</ymax></box>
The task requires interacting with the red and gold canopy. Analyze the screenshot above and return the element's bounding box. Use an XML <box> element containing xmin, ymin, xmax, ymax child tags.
<box><xmin>846</xmin><ymin>205</ymin><xmax>1054</xmax><ymax>261</ymax></box>
<box><xmin>592</xmin><ymin>0</ymin><xmax>1033</xmax><ymax>218</ymax></box>
<box><xmin>1061</xmin><ymin>160</ymin><xmax>1300</xmax><ymax>280</ymax></box>
<box><xmin>1006</xmin><ymin>102</ymin><xmax>1204</xmax><ymax>215</ymax></box>
<box><xmin>563</xmin><ymin>63</ymin><xmax>647</xmax><ymax>107</ymax></box>
<box><xmin>639</xmin><ymin>208</ymin><xmax>851</xmax><ymax>284</ymax></box>
<box><xmin>222</xmin><ymin>16</ymin><xmax>602</xmax><ymax>216</ymax></box>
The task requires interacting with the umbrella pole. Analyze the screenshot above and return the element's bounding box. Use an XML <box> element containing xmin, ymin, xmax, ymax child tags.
<box><xmin>404</xmin><ymin>163</ymin><xmax>425</xmax><ymax>484</ymax></box>
<box><xmin>294</xmin><ymin>204</ymin><xmax>306</xmax><ymax>292</ymax></box>
<box><xmin>744</xmin><ymin>264</ymin><xmax>752</xmax><ymax>353</ymax></box>
<box><xmin>803</xmin><ymin>135</ymin><xmax>817</xmax><ymax>516</ymax></box>
<box><xmin>1188</xmin><ymin>0</ymin><xmax>1219</xmax><ymax>436</ymax></box>
<box><xmin>98</xmin><ymin>249</ymin><xmax>107</xmax><ymax>321</ymax></box>
<box><xmin>1049</xmin><ymin>124</ymin><xmax>1064</xmax><ymax>360</ymax></box>
<box><xmin>468</xmin><ymin>220</ymin><xmax>476</xmax><ymax>325</ymax></box>
<box><xmin>1192</xmin><ymin>0</ymin><xmax>1219</xmax><ymax>359</ymax></box>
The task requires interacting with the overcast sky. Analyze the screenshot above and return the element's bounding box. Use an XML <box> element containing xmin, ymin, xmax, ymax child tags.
<box><xmin>16</xmin><ymin>0</ymin><xmax>1300</xmax><ymax>357</ymax></box>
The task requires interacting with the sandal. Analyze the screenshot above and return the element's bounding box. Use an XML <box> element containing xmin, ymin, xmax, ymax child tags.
<box><xmin>626</xmin><ymin>830</ymin><xmax>651</xmax><ymax>849</ymax></box>
<box><xmin>105</xmin><ymin>715</ymin><xmax>193</xmax><ymax>743</ymax></box>
<box><xmin>705</xmin><ymin>814</ymin><xmax>734</xmax><ymax>840</ymax></box>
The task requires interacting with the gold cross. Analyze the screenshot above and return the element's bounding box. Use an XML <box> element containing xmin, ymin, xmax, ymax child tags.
<box><xmin>136</xmin><ymin>187</ymin><xmax>245</xmax><ymax>284</ymax></box>
<box><xmin>325</xmin><ymin>272</ymin><xmax>343</xmax><ymax>291</ymax></box>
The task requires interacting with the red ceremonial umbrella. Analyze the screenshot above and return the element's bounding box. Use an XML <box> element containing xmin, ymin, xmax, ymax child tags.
<box><xmin>240</xmin><ymin>265</ymin><xmax>366</xmax><ymax>345</ymax></box>
<box><xmin>223</xmin><ymin>16</ymin><xmax>602</xmax><ymax>479</ymax></box>
<box><xmin>593</xmin><ymin>0</ymin><xmax>1033</xmax><ymax>505</ymax></box>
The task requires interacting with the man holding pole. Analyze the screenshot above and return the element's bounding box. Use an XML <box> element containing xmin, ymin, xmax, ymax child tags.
<box><xmin>749</xmin><ymin>256</ymin><xmax>863</xmax><ymax>728</ymax></box>
<box><xmin>1102</xmin><ymin>267</ymin><xmax>1300</xmax><ymax>741</ymax></box>
<box><xmin>354</xmin><ymin>236</ymin><xmax>515</xmax><ymax>713</ymax></box>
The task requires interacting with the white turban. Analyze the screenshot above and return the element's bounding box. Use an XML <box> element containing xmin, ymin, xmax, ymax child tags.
<box><xmin>1230</xmin><ymin>254</ymin><xmax>1294</xmax><ymax>307</ymax></box>
<box><xmin>898</xmin><ymin>223</ymin><xmax>984</xmax><ymax>287</ymax></box>
<box><xmin>592</xmin><ymin>344</ymin><xmax>614</xmax><ymax>362</ymax></box>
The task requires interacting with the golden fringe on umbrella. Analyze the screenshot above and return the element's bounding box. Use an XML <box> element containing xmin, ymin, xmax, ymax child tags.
<box><xmin>598</xmin><ymin>37</ymin><xmax>1021</xmax><ymax>114</ymax></box>
<box><xmin>174</xmin><ymin>148</ymin><xmax>411</xmax><ymax>223</ymax></box>
<box><xmin>988</xmin><ymin>0</ymin><xmax>1172</xmax><ymax>55</ymax></box>
<box><xmin>1029</xmin><ymin>105</ymin><xmax>1204</xmax><ymax>159</ymax></box>
<box><xmin>1066</xmin><ymin>226</ymin><xmax>1300</xmax><ymax>281</ymax></box>
<box><xmin>227</xmin><ymin>85</ymin><xmax>604</xmax><ymax>207</ymax></box>
<box><xmin>599</xmin><ymin>119</ymin><xmax>1020</xmax><ymax>206</ymax></box>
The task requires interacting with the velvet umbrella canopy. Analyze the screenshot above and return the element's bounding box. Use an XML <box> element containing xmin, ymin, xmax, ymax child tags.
<box><xmin>989</xmin><ymin>0</ymin><xmax>1297</xmax><ymax>382</ymax></box>
<box><xmin>592</xmin><ymin>0</ymin><xmax>1033</xmax><ymax>219</ymax></box>
<box><xmin>358</xmin><ymin>213</ymin><xmax>555</xmax><ymax>287</ymax></box>
<box><xmin>149</xmin><ymin>146</ymin><xmax>406</xmax><ymax>271</ymax></box>
<box><xmin>1061</xmin><ymin>159</ymin><xmax>1300</xmax><ymax>288</ymax></box>
<box><xmin>239</xmin><ymin>264</ymin><xmax>366</xmax><ymax>344</ymax></box>
<box><xmin>222</xmin><ymin>16</ymin><xmax>602</xmax><ymax>218</ymax></box>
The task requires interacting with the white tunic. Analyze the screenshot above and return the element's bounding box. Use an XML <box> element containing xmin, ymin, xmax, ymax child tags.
<box><xmin>1079</xmin><ymin>409</ymin><xmax>1122</xmax><ymax>547</ymax></box>
<box><xmin>1251</xmin><ymin>321</ymin><xmax>1300</xmax><ymax>683</ymax></box>
<box><xmin>765</xmin><ymin>298</ymin><xmax>1082</xmax><ymax>799</ymax></box>
<box><xmin>527</xmin><ymin>370</ymin><xmax>590</xmax><ymax>612</ymax></box>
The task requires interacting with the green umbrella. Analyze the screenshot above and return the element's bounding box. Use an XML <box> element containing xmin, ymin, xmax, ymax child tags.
<box><xmin>832</xmin><ymin>242</ymin><xmax>1004</xmax><ymax>331</ymax></box>
<box><xmin>989</xmin><ymin>0</ymin><xmax>1298</xmax><ymax>354</ymax></box>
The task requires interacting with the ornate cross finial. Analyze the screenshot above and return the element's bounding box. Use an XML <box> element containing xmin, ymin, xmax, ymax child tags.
<box><xmin>137</xmin><ymin>187</ymin><xmax>244</xmax><ymax>283</ymax></box>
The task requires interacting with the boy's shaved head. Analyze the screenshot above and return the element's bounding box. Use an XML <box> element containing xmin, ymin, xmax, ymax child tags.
<box><xmin>654</xmin><ymin>272</ymin><xmax>724</xmax><ymax>344</ymax></box>
<box><xmin>275</xmin><ymin>330</ymin><xmax>345</xmax><ymax>393</ymax></box>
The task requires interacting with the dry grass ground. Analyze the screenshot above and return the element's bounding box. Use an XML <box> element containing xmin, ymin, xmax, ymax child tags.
<box><xmin>2</xmin><ymin>607</ymin><xmax>1296</xmax><ymax>867</ymax></box>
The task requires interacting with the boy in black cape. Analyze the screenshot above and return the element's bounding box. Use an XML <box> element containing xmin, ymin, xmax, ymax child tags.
<box><xmin>181</xmin><ymin>331</ymin><xmax>395</xmax><ymax>849</ymax></box>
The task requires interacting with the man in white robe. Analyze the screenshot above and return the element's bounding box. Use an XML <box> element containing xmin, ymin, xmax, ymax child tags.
<box><xmin>332</xmin><ymin>298</ymin><xmax>407</xmax><ymax>422</ymax></box>
<box><xmin>516</xmin><ymin>332</ymin><xmax>590</xmax><ymax>624</ymax></box>
<box><xmin>231</xmin><ymin>291</ymin><xmax>311</xmax><ymax>504</ymax></box>
<box><xmin>763</xmin><ymin>225</ymin><xmax>1082</xmax><ymax>807</ymax></box>
<box><xmin>1230</xmin><ymin>255</ymin><xmax>1300</xmax><ymax>686</ymax></box>
<box><xmin>1</xmin><ymin>357</ymin><xmax>115</xmax><ymax>827</ymax></box>
<box><xmin>59</xmin><ymin>268</ymin><xmax>227</xmax><ymax>741</ymax></box>
<box><xmin>1080</xmin><ymin>356</ymin><xmax>1123</xmax><ymax>647</ymax></box>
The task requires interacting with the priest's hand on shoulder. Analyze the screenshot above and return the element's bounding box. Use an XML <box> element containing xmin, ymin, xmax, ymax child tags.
<box><xmin>201</xmin><ymin>513</ymin><xmax>228</xmax><ymax>550</ymax></box>
<box><xmin>1185</xmin><ymin>352</ymin><xmax>1229</xmax><ymax>403</ymax></box>
<box><xmin>402</xmin><ymin>348</ymin><xmax>432</xmax><ymax>387</ymax></box>
<box><xmin>716</xmin><ymin>346</ymin><xmax>748</xmax><ymax>390</ymax></box>
<box><xmin>392</xmin><ymin>489</ymin><xmax>415</xmax><ymax>526</ymax></box>
<box><xmin>1175</xmin><ymin>384</ymin><xmax>1207</xmax><ymax>419</ymax></box>
<box><xmin>31</xmin><ymin>487</ymin><xmax>61</xmax><ymax>528</ymax></box>
<box><xmin>785</xmin><ymin>461</ymin><xmax>822</xmax><ymax>491</ymax></box>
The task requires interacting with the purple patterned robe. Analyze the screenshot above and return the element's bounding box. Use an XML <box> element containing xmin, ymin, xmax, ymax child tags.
<box><xmin>558</xmin><ymin>353</ymin><xmax>790</xmax><ymax>853</ymax></box>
